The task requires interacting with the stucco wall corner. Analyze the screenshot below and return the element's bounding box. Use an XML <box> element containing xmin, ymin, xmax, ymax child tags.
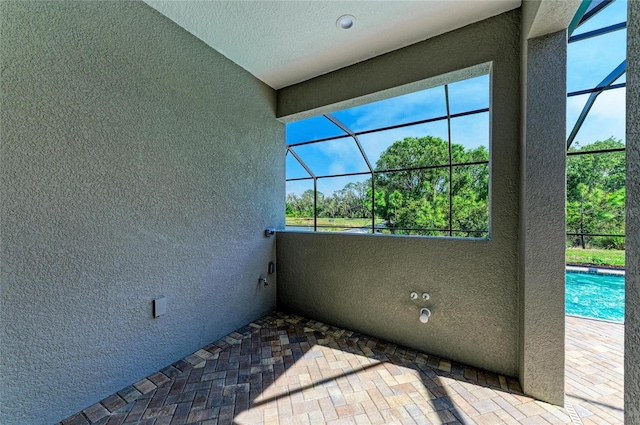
<box><xmin>625</xmin><ymin>1</ymin><xmax>640</xmax><ymax>423</ymax></box>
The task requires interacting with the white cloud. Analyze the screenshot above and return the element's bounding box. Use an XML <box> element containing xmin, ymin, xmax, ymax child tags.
<box><xmin>314</xmin><ymin>138</ymin><xmax>368</xmax><ymax>176</ymax></box>
<box><xmin>339</xmin><ymin>87</ymin><xmax>446</xmax><ymax>132</ymax></box>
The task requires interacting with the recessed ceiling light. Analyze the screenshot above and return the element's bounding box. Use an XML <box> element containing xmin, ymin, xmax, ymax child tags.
<box><xmin>336</xmin><ymin>14</ymin><xmax>355</xmax><ymax>30</ymax></box>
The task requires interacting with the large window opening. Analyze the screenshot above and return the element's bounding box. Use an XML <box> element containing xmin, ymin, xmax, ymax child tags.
<box><xmin>566</xmin><ymin>0</ymin><xmax>626</xmax><ymax>267</ymax></box>
<box><xmin>285</xmin><ymin>73</ymin><xmax>491</xmax><ymax>238</ymax></box>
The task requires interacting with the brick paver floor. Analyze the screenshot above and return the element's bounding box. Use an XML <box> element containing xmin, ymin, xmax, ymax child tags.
<box><xmin>565</xmin><ymin>316</ymin><xmax>624</xmax><ymax>425</ymax></box>
<box><xmin>60</xmin><ymin>312</ymin><xmax>623</xmax><ymax>425</ymax></box>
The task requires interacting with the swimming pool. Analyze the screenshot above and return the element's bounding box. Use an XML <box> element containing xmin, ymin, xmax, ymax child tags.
<box><xmin>566</xmin><ymin>271</ymin><xmax>625</xmax><ymax>322</ymax></box>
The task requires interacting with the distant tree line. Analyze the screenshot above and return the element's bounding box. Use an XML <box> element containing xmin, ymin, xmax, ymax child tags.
<box><xmin>287</xmin><ymin>136</ymin><xmax>489</xmax><ymax>236</ymax></box>
<box><xmin>286</xmin><ymin>136</ymin><xmax>626</xmax><ymax>246</ymax></box>
<box><xmin>285</xmin><ymin>182</ymin><xmax>371</xmax><ymax>220</ymax></box>
<box><xmin>567</xmin><ymin>137</ymin><xmax>625</xmax><ymax>249</ymax></box>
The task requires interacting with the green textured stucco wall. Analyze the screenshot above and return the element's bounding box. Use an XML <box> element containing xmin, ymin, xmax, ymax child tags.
<box><xmin>0</xmin><ymin>2</ymin><xmax>284</xmax><ymax>424</ymax></box>
<box><xmin>519</xmin><ymin>29</ymin><xmax>567</xmax><ymax>405</ymax></box>
<box><xmin>276</xmin><ymin>11</ymin><xmax>521</xmax><ymax>377</ymax></box>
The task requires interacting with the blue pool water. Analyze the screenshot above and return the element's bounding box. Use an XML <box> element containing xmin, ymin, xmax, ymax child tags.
<box><xmin>566</xmin><ymin>272</ymin><xmax>625</xmax><ymax>322</ymax></box>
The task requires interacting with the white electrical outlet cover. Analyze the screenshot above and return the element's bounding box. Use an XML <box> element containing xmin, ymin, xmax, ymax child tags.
<box><xmin>154</xmin><ymin>296</ymin><xmax>167</xmax><ymax>318</ymax></box>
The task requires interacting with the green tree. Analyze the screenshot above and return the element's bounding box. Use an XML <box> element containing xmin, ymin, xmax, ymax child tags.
<box><xmin>450</xmin><ymin>162</ymin><xmax>489</xmax><ymax>236</ymax></box>
<box><xmin>388</xmin><ymin>190</ymin><xmax>402</xmax><ymax>222</ymax></box>
<box><xmin>566</xmin><ymin>138</ymin><xmax>625</xmax><ymax>249</ymax></box>
<box><xmin>334</xmin><ymin>182</ymin><xmax>369</xmax><ymax>218</ymax></box>
<box><xmin>374</xmin><ymin>136</ymin><xmax>489</xmax><ymax>235</ymax></box>
<box><xmin>321</xmin><ymin>193</ymin><xmax>341</xmax><ymax>219</ymax></box>
<box><xmin>364</xmin><ymin>188</ymin><xmax>386</xmax><ymax>219</ymax></box>
<box><xmin>285</xmin><ymin>189</ymin><xmax>323</xmax><ymax>218</ymax></box>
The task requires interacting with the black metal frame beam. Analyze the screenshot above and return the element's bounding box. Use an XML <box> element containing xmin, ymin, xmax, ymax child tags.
<box><xmin>286</xmin><ymin>148</ymin><xmax>318</xmax><ymax>231</ymax></box>
<box><xmin>286</xmin><ymin>108</ymin><xmax>489</xmax><ymax>148</ymax></box>
<box><xmin>445</xmin><ymin>85</ymin><xmax>453</xmax><ymax>236</ymax></box>
<box><xmin>285</xmin><ymin>161</ymin><xmax>489</xmax><ymax>182</ymax></box>
<box><xmin>323</xmin><ymin>113</ymin><xmax>377</xmax><ymax>231</ymax></box>
<box><xmin>569</xmin><ymin>21</ymin><xmax>626</xmax><ymax>43</ymax></box>
<box><xmin>568</xmin><ymin>82</ymin><xmax>625</xmax><ymax>97</ymax></box>
<box><xmin>581</xmin><ymin>0</ymin><xmax>615</xmax><ymax>26</ymax></box>
<box><xmin>569</xmin><ymin>0</ymin><xmax>616</xmax><ymax>36</ymax></box>
<box><xmin>285</xmin><ymin>224</ymin><xmax>488</xmax><ymax>234</ymax></box>
<box><xmin>567</xmin><ymin>60</ymin><xmax>626</xmax><ymax>149</ymax></box>
<box><xmin>569</xmin><ymin>0</ymin><xmax>594</xmax><ymax>36</ymax></box>
<box><xmin>567</xmin><ymin>147</ymin><xmax>625</xmax><ymax>155</ymax></box>
<box><xmin>567</xmin><ymin>232</ymin><xmax>625</xmax><ymax>237</ymax></box>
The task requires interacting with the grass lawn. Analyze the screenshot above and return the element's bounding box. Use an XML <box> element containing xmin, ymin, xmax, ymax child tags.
<box><xmin>286</xmin><ymin>217</ymin><xmax>384</xmax><ymax>230</ymax></box>
<box><xmin>566</xmin><ymin>248</ymin><xmax>625</xmax><ymax>268</ymax></box>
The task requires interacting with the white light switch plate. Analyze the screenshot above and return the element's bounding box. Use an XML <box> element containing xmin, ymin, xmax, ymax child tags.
<box><xmin>154</xmin><ymin>296</ymin><xmax>167</xmax><ymax>318</ymax></box>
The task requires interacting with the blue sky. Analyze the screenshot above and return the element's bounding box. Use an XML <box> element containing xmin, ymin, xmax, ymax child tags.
<box><xmin>287</xmin><ymin>0</ymin><xmax>627</xmax><ymax>196</ymax></box>
<box><xmin>567</xmin><ymin>0</ymin><xmax>627</xmax><ymax>149</ymax></box>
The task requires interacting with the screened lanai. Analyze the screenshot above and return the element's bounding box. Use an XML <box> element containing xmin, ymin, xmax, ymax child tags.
<box><xmin>566</xmin><ymin>0</ymin><xmax>627</xmax><ymax>252</ymax></box>
<box><xmin>285</xmin><ymin>73</ymin><xmax>491</xmax><ymax>238</ymax></box>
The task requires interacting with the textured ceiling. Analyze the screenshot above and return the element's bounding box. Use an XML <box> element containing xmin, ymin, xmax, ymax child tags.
<box><xmin>145</xmin><ymin>1</ymin><xmax>521</xmax><ymax>89</ymax></box>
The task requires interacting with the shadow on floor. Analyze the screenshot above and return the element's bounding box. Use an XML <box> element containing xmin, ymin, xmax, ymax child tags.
<box><xmin>61</xmin><ymin>311</ymin><xmax>566</xmax><ymax>425</ymax></box>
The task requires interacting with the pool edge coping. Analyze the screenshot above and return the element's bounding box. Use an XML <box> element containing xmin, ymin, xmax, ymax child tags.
<box><xmin>566</xmin><ymin>265</ymin><xmax>625</xmax><ymax>276</ymax></box>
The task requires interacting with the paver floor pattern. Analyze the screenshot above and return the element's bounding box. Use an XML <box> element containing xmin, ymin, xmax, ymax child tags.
<box><xmin>60</xmin><ymin>312</ymin><xmax>622</xmax><ymax>425</ymax></box>
<box><xmin>565</xmin><ymin>316</ymin><xmax>623</xmax><ymax>425</ymax></box>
